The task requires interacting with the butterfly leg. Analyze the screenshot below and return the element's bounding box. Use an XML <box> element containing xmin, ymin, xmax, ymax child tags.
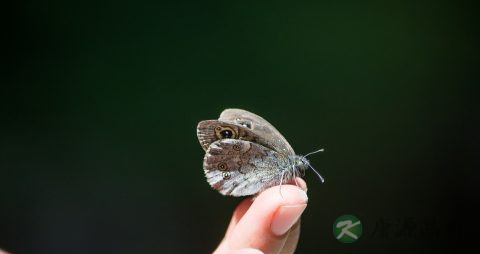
<box><xmin>289</xmin><ymin>159</ymin><xmax>300</xmax><ymax>187</ymax></box>
<box><xmin>279</xmin><ymin>170</ymin><xmax>286</xmax><ymax>199</ymax></box>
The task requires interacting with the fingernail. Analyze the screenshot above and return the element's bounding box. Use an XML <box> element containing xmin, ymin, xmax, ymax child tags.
<box><xmin>298</xmin><ymin>188</ymin><xmax>309</xmax><ymax>203</ymax></box>
<box><xmin>271</xmin><ymin>203</ymin><xmax>307</xmax><ymax>236</ymax></box>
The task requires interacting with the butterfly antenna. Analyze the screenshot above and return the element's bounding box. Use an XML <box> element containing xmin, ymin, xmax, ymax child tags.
<box><xmin>308</xmin><ymin>163</ymin><xmax>325</xmax><ymax>183</ymax></box>
<box><xmin>302</xmin><ymin>148</ymin><xmax>325</xmax><ymax>183</ymax></box>
<box><xmin>304</xmin><ymin>148</ymin><xmax>325</xmax><ymax>158</ymax></box>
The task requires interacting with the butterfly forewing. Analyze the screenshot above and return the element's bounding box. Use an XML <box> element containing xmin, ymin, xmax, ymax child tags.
<box><xmin>219</xmin><ymin>108</ymin><xmax>295</xmax><ymax>155</ymax></box>
<box><xmin>197</xmin><ymin>120</ymin><xmax>291</xmax><ymax>154</ymax></box>
<box><xmin>197</xmin><ymin>120</ymin><xmax>260</xmax><ymax>151</ymax></box>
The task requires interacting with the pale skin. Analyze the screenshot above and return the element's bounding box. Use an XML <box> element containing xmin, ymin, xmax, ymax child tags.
<box><xmin>214</xmin><ymin>178</ymin><xmax>308</xmax><ymax>254</ymax></box>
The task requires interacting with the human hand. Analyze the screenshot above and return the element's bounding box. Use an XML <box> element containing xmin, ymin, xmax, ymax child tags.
<box><xmin>213</xmin><ymin>178</ymin><xmax>308</xmax><ymax>254</ymax></box>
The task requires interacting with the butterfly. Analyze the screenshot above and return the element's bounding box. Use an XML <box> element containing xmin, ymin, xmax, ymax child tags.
<box><xmin>197</xmin><ymin>108</ymin><xmax>324</xmax><ymax>196</ymax></box>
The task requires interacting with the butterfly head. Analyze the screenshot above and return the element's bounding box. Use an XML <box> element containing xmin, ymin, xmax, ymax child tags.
<box><xmin>295</xmin><ymin>149</ymin><xmax>326</xmax><ymax>183</ymax></box>
<box><xmin>290</xmin><ymin>156</ymin><xmax>309</xmax><ymax>176</ymax></box>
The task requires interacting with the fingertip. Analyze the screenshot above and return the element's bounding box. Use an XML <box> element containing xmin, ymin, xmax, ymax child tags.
<box><xmin>256</xmin><ymin>184</ymin><xmax>308</xmax><ymax>206</ymax></box>
<box><xmin>255</xmin><ymin>185</ymin><xmax>308</xmax><ymax>236</ymax></box>
<box><xmin>271</xmin><ymin>204</ymin><xmax>307</xmax><ymax>236</ymax></box>
<box><xmin>227</xmin><ymin>184</ymin><xmax>308</xmax><ymax>253</ymax></box>
<box><xmin>293</xmin><ymin>177</ymin><xmax>308</xmax><ymax>192</ymax></box>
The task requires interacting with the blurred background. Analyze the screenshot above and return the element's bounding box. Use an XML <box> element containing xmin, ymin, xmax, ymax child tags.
<box><xmin>3</xmin><ymin>0</ymin><xmax>479</xmax><ymax>253</ymax></box>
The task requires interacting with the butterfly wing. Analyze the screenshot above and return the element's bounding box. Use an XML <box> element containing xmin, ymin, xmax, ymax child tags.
<box><xmin>197</xmin><ymin>120</ymin><xmax>258</xmax><ymax>151</ymax></box>
<box><xmin>203</xmin><ymin>139</ymin><xmax>292</xmax><ymax>196</ymax></box>
<box><xmin>219</xmin><ymin>108</ymin><xmax>295</xmax><ymax>155</ymax></box>
<box><xmin>197</xmin><ymin>120</ymin><xmax>288</xmax><ymax>153</ymax></box>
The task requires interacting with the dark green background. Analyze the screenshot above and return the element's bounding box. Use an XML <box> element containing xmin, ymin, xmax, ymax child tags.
<box><xmin>3</xmin><ymin>0</ymin><xmax>478</xmax><ymax>253</ymax></box>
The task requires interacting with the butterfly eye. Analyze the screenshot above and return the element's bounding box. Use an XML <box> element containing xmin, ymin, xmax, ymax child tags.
<box><xmin>299</xmin><ymin>168</ymin><xmax>306</xmax><ymax>177</ymax></box>
<box><xmin>220</xmin><ymin>130</ymin><xmax>233</xmax><ymax>138</ymax></box>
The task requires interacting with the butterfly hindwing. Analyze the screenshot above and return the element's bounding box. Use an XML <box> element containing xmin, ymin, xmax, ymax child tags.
<box><xmin>203</xmin><ymin>139</ymin><xmax>292</xmax><ymax>196</ymax></box>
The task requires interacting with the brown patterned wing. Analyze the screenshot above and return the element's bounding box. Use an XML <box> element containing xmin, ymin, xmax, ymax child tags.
<box><xmin>197</xmin><ymin>120</ymin><xmax>255</xmax><ymax>151</ymax></box>
<box><xmin>197</xmin><ymin>120</ymin><xmax>281</xmax><ymax>152</ymax></box>
<box><xmin>203</xmin><ymin>139</ymin><xmax>292</xmax><ymax>196</ymax></box>
<box><xmin>218</xmin><ymin>108</ymin><xmax>295</xmax><ymax>155</ymax></box>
